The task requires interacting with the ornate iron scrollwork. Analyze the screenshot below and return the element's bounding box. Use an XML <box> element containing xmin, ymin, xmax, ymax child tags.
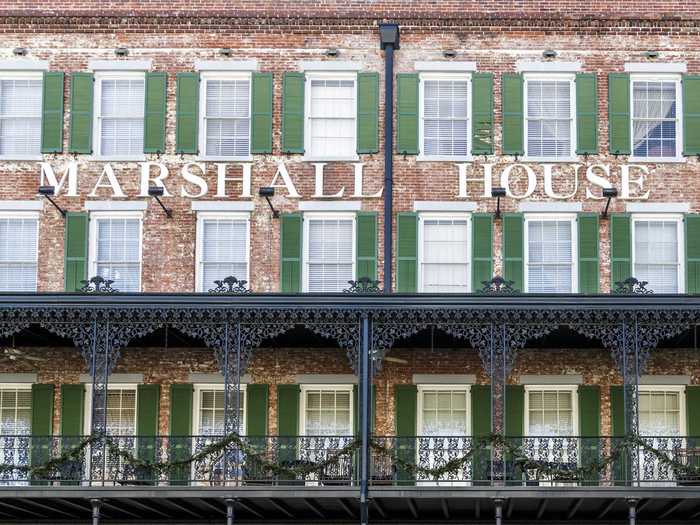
<box><xmin>344</xmin><ymin>277</ymin><xmax>381</xmax><ymax>294</ymax></box>
<box><xmin>479</xmin><ymin>276</ymin><xmax>519</xmax><ymax>295</ymax></box>
<box><xmin>80</xmin><ymin>276</ymin><xmax>118</xmax><ymax>294</ymax></box>
<box><xmin>614</xmin><ymin>277</ymin><xmax>653</xmax><ymax>295</ymax></box>
<box><xmin>209</xmin><ymin>276</ymin><xmax>251</xmax><ymax>294</ymax></box>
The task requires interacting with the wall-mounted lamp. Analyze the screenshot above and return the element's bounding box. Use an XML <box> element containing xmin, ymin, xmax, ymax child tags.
<box><xmin>12</xmin><ymin>47</ymin><xmax>27</xmax><ymax>56</ymax></box>
<box><xmin>442</xmin><ymin>49</ymin><xmax>457</xmax><ymax>59</ymax></box>
<box><xmin>38</xmin><ymin>186</ymin><xmax>66</xmax><ymax>217</ymax></box>
<box><xmin>114</xmin><ymin>47</ymin><xmax>129</xmax><ymax>57</ymax></box>
<box><xmin>220</xmin><ymin>48</ymin><xmax>233</xmax><ymax>57</ymax></box>
<box><xmin>259</xmin><ymin>187</ymin><xmax>279</xmax><ymax>218</ymax></box>
<box><xmin>324</xmin><ymin>48</ymin><xmax>339</xmax><ymax>57</ymax></box>
<box><xmin>644</xmin><ymin>50</ymin><xmax>660</xmax><ymax>59</ymax></box>
<box><xmin>542</xmin><ymin>49</ymin><xmax>558</xmax><ymax>59</ymax></box>
<box><xmin>601</xmin><ymin>187</ymin><xmax>618</xmax><ymax>218</ymax></box>
<box><xmin>148</xmin><ymin>186</ymin><xmax>172</xmax><ymax>218</ymax></box>
<box><xmin>492</xmin><ymin>187</ymin><xmax>506</xmax><ymax>219</ymax></box>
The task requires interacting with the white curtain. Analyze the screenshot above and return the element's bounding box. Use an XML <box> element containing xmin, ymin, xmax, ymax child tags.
<box><xmin>632</xmin><ymin>81</ymin><xmax>677</xmax><ymax>158</ymax></box>
<box><xmin>0</xmin><ymin>389</ymin><xmax>31</xmax><ymax>435</ymax></box>
<box><xmin>420</xmin><ymin>390</ymin><xmax>468</xmax><ymax>436</ymax></box>
<box><xmin>422</xmin><ymin>79</ymin><xmax>469</xmax><ymax>157</ymax></box>
<box><xmin>304</xmin><ymin>390</ymin><xmax>352</xmax><ymax>435</ymax></box>
<box><xmin>205</xmin><ymin>79</ymin><xmax>250</xmax><ymax>157</ymax></box>
<box><xmin>421</xmin><ymin>218</ymin><xmax>469</xmax><ymax>293</ymax></box>
<box><xmin>308</xmin><ymin>79</ymin><xmax>355</xmax><ymax>158</ymax></box>
<box><xmin>528</xmin><ymin>390</ymin><xmax>573</xmax><ymax>436</ymax></box>
<box><xmin>634</xmin><ymin>220</ymin><xmax>679</xmax><ymax>293</ymax></box>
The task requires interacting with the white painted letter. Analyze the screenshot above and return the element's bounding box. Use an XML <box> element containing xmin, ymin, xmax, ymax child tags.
<box><xmin>181</xmin><ymin>162</ymin><xmax>208</xmax><ymax>198</ymax></box>
<box><xmin>215</xmin><ymin>163</ymin><xmax>252</xmax><ymax>198</ymax></box>
<box><xmin>312</xmin><ymin>163</ymin><xmax>344</xmax><ymax>198</ymax></box>
<box><xmin>457</xmin><ymin>163</ymin><xmax>492</xmax><ymax>198</ymax></box>
<box><xmin>621</xmin><ymin>164</ymin><xmax>651</xmax><ymax>200</ymax></box>
<box><xmin>89</xmin><ymin>164</ymin><xmax>125</xmax><ymax>198</ymax></box>
<box><xmin>352</xmin><ymin>163</ymin><xmax>382</xmax><ymax>198</ymax></box>
<box><xmin>39</xmin><ymin>161</ymin><xmax>78</xmax><ymax>197</ymax></box>
<box><xmin>500</xmin><ymin>164</ymin><xmax>536</xmax><ymax>199</ymax></box>
<box><xmin>585</xmin><ymin>164</ymin><xmax>612</xmax><ymax>200</ymax></box>
<box><xmin>269</xmin><ymin>163</ymin><xmax>300</xmax><ymax>199</ymax></box>
<box><xmin>139</xmin><ymin>162</ymin><xmax>170</xmax><ymax>197</ymax></box>
<box><xmin>543</xmin><ymin>164</ymin><xmax>581</xmax><ymax>200</ymax></box>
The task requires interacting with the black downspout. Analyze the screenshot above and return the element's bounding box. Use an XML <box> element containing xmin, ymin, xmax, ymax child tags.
<box><xmin>379</xmin><ymin>24</ymin><xmax>399</xmax><ymax>293</ymax></box>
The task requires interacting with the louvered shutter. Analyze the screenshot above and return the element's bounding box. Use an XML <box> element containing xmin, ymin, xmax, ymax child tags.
<box><xmin>683</xmin><ymin>76</ymin><xmax>700</xmax><ymax>156</ymax></box>
<box><xmin>144</xmin><ymin>72</ymin><xmax>167</xmax><ymax>154</ymax></box>
<box><xmin>505</xmin><ymin>385</ymin><xmax>524</xmax><ymax>483</ymax></box>
<box><xmin>30</xmin><ymin>384</ymin><xmax>54</xmax><ymax>485</ymax></box>
<box><xmin>64</xmin><ymin>212</ymin><xmax>88</xmax><ymax>292</ymax></box>
<box><xmin>59</xmin><ymin>384</ymin><xmax>84</xmax><ymax>485</ymax></box>
<box><xmin>280</xmin><ymin>213</ymin><xmax>302</xmax><ymax>293</ymax></box>
<box><xmin>277</xmin><ymin>384</ymin><xmax>300</xmax><ymax>479</ymax></box>
<box><xmin>246</xmin><ymin>384</ymin><xmax>269</xmax><ymax>437</ymax></box>
<box><xmin>395</xmin><ymin>384</ymin><xmax>417</xmax><ymax>484</ymax></box>
<box><xmin>686</xmin><ymin>386</ymin><xmax>700</xmax><ymax>451</ymax></box>
<box><xmin>610</xmin><ymin>214</ymin><xmax>632</xmax><ymax>291</ymax></box>
<box><xmin>471</xmin><ymin>384</ymin><xmax>491</xmax><ymax>483</ymax></box>
<box><xmin>169</xmin><ymin>384</ymin><xmax>193</xmax><ymax>485</ymax></box>
<box><xmin>69</xmin><ymin>72</ymin><xmax>93</xmax><ymax>154</ymax></box>
<box><xmin>502</xmin><ymin>213</ymin><xmax>524</xmax><ymax>292</ymax></box>
<box><xmin>579</xmin><ymin>385</ymin><xmax>601</xmax><ymax>484</ymax></box>
<box><xmin>251</xmin><ymin>72</ymin><xmax>273</xmax><ymax>154</ymax></box>
<box><xmin>578</xmin><ymin>213</ymin><xmax>600</xmax><ymax>294</ymax></box>
<box><xmin>610</xmin><ymin>385</ymin><xmax>630</xmax><ymax>484</ymax></box>
<box><xmin>472</xmin><ymin>73</ymin><xmax>494</xmax><ymax>155</ymax></box>
<box><xmin>396</xmin><ymin>212</ymin><xmax>417</xmax><ymax>292</ymax></box>
<box><xmin>136</xmin><ymin>384</ymin><xmax>160</xmax><ymax>477</ymax></box>
<box><xmin>472</xmin><ymin>213</ymin><xmax>493</xmax><ymax>292</ymax></box>
<box><xmin>396</xmin><ymin>73</ymin><xmax>419</xmax><ymax>155</ymax></box>
<box><xmin>357</xmin><ymin>72</ymin><xmax>379</xmax><ymax>154</ymax></box>
<box><xmin>281</xmin><ymin>72</ymin><xmax>305</xmax><ymax>153</ymax></box>
<box><xmin>687</xmin><ymin>215</ymin><xmax>700</xmax><ymax>294</ymax></box>
<box><xmin>175</xmin><ymin>72</ymin><xmax>199</xmax><ymax>154</ymax></box>
<box><xmin>501</xmin><ymin>74</ymin><xmax>524</xmax><ymax>155</ymax></box>
<box><xmin>576</xmin><ymin>73</ymin><xmax>598</xmax><ymax>155</ymax></box>
<box><xmin>41</xmin><ymin>72</ymin><xmax>64</xmax><ymax>153</ymax></box>
<box><xmin>356</xmin><ymin>212</ymin><xmax>377</xmax><ymax>281</ymax></box>
<box><xmin>608</xmin><ymin>73</ymin><xmax>631</xmax><ymax>155</ymax></box>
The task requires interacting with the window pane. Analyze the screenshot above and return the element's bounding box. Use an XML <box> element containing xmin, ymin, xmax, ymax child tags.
<box><xmin>95</xmin><ymin>218</ymin><xmax>141</xmax><ymax>292</ymax></box>
<box><xmin>0</xmin><ymin>218</ymin><xmax>38</xmax><ymax>291</ymax></box>
<box><xmin>528</xmin><ymin>389</ymin><xmax>574</xmax><ymax>436</ymax></box>
<box><xmin>308</xmin><ymin>79</ymin><xmax>355</xmax><ymax>158</ymax></box>
<box><xmin>638</xmin><ymin>391</ymin><xmax>681</xmax><ymax>436</ymax></box>
<box><xmin>106</xmin><ymin>389</ymin><xmax>136</xmax><ymax>435</ymax></box>
<box><xmin>0</xmin><ymin>79</ymin><xmax>42</xmax><ymax>156</ymax></box>
<box><xmin>307</xmin><ymin>218</ymin><xmax>354</xmax><ymax>292</ymax></box>
<box><xmin>420</xmin><ymin>389</ymin><xmax>468</xmax><ymax>436</ymax></box>
<box><xmin>204</xmin><ymin>79</ymin><xmax>251</xmax><ymax>157</ymax></box>
<box><xmin>526</xmin><ymin>80</ymin><xmax>572</xmax><ymax>158</ymax></box>
<box><xmin>0</xmin><ymin>389</ymin><xmax>31</xmax><ymax>435</ymax></box>
<box><xmin>200</xmin><ymin>218</ymin><xmax>248</xmax><ymax>289</ymax></box>
<box><xmin>634</xmin><ymin>220</ymin><xmax>679</xmax><ymax>293</ymax></box>
<box><xmin>422</xmin><ymin>79</ymin><xmax>469</xmax><ymax>157</ymax></box>
<box><xmin>632</xmin><ymin>81</ymin><xmax>677</xmax><ymax>158</ymax></box>
<box><xmin>421</xmin><ymin>218</ymin><xmax>469</xmax><ymax>292</ymax></box>
<box><xmin>304</xmin><ymin>389</ymin><xmax>352</xmax><ymax>435</ymax></box>
<box><xmin>527</xmin><ymin>220</ymin><xmax>573</xmax><ymax>293</ymax></box>
<box><xmin>99</xmin><ymin>79</ymin><xmax>145</xmax><ymax>156</ymax></box>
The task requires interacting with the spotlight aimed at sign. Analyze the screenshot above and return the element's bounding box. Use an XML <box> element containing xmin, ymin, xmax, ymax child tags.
<box><xmin>542</xmin><ymin>49</ymin><xmax>557</xmax><ymax>59</ymax></box>
<box><xmin>37</xmin><ymin>185</ymin><xmax>66</xmax><ymax>217</ymax></box>
<box><xmin>148</xmin><ymin>186</ymin><xmax>173</xmax><ymax>218</ymax></box>
<box><xmin>601</xmin><ymin>187</ymin><xmax>618</xmax><ymax>218</ymax></box>
<box><xmin>442</xmin><ymin>49</ymin><xmax>457</xmax><ymax>59</ymax></box>
<box><xmin>324</xmin><ymin>48</ymin><xmax>339</xmax><ymax>57</ymax></box>
<box><xmin>645</xmin><ymin>50</ymin><xmax>660</xmax><ymax>59</ymax></box>
<box><xmin>12</xmin><ymin>47</ymin><xmax>27</xmax><ymax>56</ymax></box>
<box><xmin>491</xmin><ymin>187</ymin><xmax>506</xmax><ymax>219</ymax></box>
<box><xmin>259</xmin><ymin>187</ymin><xmax>279</xmax><ymax>218</ymax></box>
<box><xmin>220</xmin><ymin>48</ymin><xmax>233</xmax><ymax>57</ymax></box>
<box><xmin>114</xmin><ymin>47</ymin><xmax>129</xmax><ymax>57</ymax></box>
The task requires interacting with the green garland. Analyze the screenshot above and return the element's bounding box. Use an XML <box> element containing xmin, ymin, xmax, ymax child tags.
<box><xmin>0</xmin><ymin>432</ymin><xmax>697</xmax><ymax>483</ymax></box>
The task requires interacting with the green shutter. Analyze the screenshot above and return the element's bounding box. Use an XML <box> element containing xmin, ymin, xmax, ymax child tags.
<box><xmin>357</xmin><ymin>72</ymin><xmax>379</xmax><ymax>154</ymax></box>
<box><xmin>175</xmin><ymin>72</ymin><xmax>199</xmax><ymax>154</ymax></box>
<box><xmin>396</xmin><ymin>73</ymin><xmax>419</xmax><ymax>155</ymax></box>
<box><xmin>136</xmin><ymin>384</ymin><xmax>160</xmax><ymax>475</ymax></box>
<box><xmin>610</xmin><ymin>385</ymin><xmax>629</xmax><ymax>484</ymax></box>
<box><xmin>395</xmin><ymin>384</ymin><xmax>417</xmax><ymax>484</ymax></box>
<box><xmin>472</xmin><ymin>73</ymin><xmax>494</xmax><ymax>155</ymax></box>
<box><xmin>144</xmin><ymin>72</ymin><xmax>167</xmax><ymax>154</ymax></box>
<box><xmin>686</xmin><ymin>215</ymin><xmax>700</xmax><ymax>294</ymax></box>
<box><xmin>608</xmin><ymin>73</ymin><xmax>631</xmax><ymax>155</ymax></box>
<box><xmin>64</xmin><ymin>212</ymin><xmax>88</xmax><ymax>292</ymax></box>
<box><xmin>246</xmin><ymin>384</ymin><xmax>269</xmax><ymax>437</ymax></box>
<box><xmin>251</xmin><ymin>73</ymin><xmax>273</xmax><ymax>154</ymax></box>
<box><xmin>59</xmin><ymin>384</ymin><xmax>84</xmax><ymax>485</ymax></box>
<box><xmin>576</xmin><ymin>73</ymin><xmax>598</xmax><ymax>155</ymax></box>
<box><xmin>610</xmin><ymin>214</ymin><xmax>632</xmax><ymax>291</ymax></box>
<box><xmin>41</xmin><ymin>72</ymin><xmax>64</xmax><ymax>153</ymax></box>
<box><xmin>578</xmin><ymin>213</ymin><xmax>599</xmax><ymax>294</ymax></box>
<box><xmin>281</xmin><ymin>72</ymin><xmax>305</xmax><ymax>153</ymax></box>
<box><xmin>277</xmin><ymin>384</ymin><xmax>300</xmax><ymax>475</ymax></box>
<box><xmin>683</xmin><ymin>76</ymin><xmax>700</xmax><ymax>156</ymax></box>
<box><xmin>505</xmin><ymin>384</ymin><xmax>524</xmax><ymax>483</ymax></box>
<box><xmin>396</xmin><ymin>212</ymin><xmax>417</xmax><ymax>292</ymax></box>
<box><xmin>30</xmin><ymin>384</ymin><xmax>54</xmax><ymax>484</ymax></box>
<box><xmin>280</xmin><ymin>213</ymin><xmax>302</xmax><ymax>293</ymax></box>
<box><xmin>472</xmin><ymin>213</ymin><xmax>493</xmax><ymax>292</ymax></box>
<box><xmin>579</xmin><ymin>385</ymin><xmax>601</xmax><ymax>484</ymax></box>
<box><xmin>501</xmin><ymin>74</ymin><xmax>524</xmax><ymax>155</ymax></box>
<box><xmin>686</xmin><ymin>386</ymin><xmax>700</xmax><ymax>447</ymax></box>
<box><xmin>356</xmin><ymin>212</ymin><xmax>377</xmax><ymax>281</ymax></box>
<box><xmin>502</xmin><ymin>213</ymin><xmax>524</xmax><ymax>292</ymax></box>
<box><xmin>471</xmin><ymin>384</ymin><xmax>492</xmax><ymax>483</ymax></box>
<box><xmin>68</xmin><ymin>72</ymin><xmax>93</xmax><ymax>154</ymax></box>
<box><xmin>169</xmin><ymin>384</ymin><xmax>192</xmax><ymax>484</ymax></box>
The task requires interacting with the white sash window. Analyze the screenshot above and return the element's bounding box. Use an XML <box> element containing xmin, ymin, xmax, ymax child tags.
<box><xmin>0</xmin><ymin>387</ymin><xmax>32</xmax><ymax>435</ymax></box>
<box><xmin>305</xmin><ymin>74</ymin><xmax>357</xmax><ymax>160</ymax></box>
<box><xmin>0</xmin><ymin>74</ymin><xmax>42</xmax><ymax>157</ymax></box>
<box><xmin>631</xmin><ymin>76</ymin><xmax>681</xmax><ymax>161</ymax></box>
<box><xmin>196</xmin><ymin>213</ymin><xmax>250</xmax><ymax>292</ymax></box>
<box><xmin>632</xmin><ymin>216</ymin><xmax>683</xmax><ymax>293</ymax></box>
<box><xmin>0</xmin><ymin>214</ymin><xmax>38</xmax><ymax>292</ymax></box>
<box><xmin>525</xmin><ymin>215</ymin><xmax>576</xmax><ymax>293</ymax></box>
<box><xmin>301</xmin><ymin>386</ymin><xmax>353</xmax><ymax>436</ymax></box>
<box><xmin>89</xmin><ymin>212</ymin><xmax>142</xmax><ymax>292</ymax></box>
<box><xmin>419</xmin><ymin>74</ymin><xmax>470</xmax><ymax>160</ymax></box>
<box><xmin>194</xmin><ymin>386</ymin><xmax>246</xmax><ymax>436</ymax></box>
<box><xmin>418</xmin><ymin>215</ymin><xmax>470</xmax><ymax>293</ymax></box>
<box><xmin>639</xmin><ymin>389</ymin><xmax>683</xmax><ymax>437</ymax></box>
<box><xmin>525</xmin><ymin>74</ymin><xmax>575</xmax><ymax>160</ymax></box>
<box><xmin>94</xmin><ymin>73</ymin><xmax>145</xmax><ymax>159</ymax></box>
<box><xmin>304</xmin><ymin>214</ymin><xmax>355</xmax><ymax>293</ymax></box>
<box><xmin>418</xmin><ymin>386</ymin><xmax>470</xmax><ymax>436</ymax></box>
<box><xmin>526</xmin><ymin>388</ymin><xmax>576</xmax><ymax>436</ymax></box>
<box><xmin>200</xmin><ymin>73</ymin><xmax>251</xmax><ymax>159</ymax></box>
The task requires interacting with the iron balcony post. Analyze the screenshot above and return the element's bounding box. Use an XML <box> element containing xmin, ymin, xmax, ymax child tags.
<box><xmin>359</xmin><ymin>313</ymin><xmax>371</xmax><ymax>525</ymax></box>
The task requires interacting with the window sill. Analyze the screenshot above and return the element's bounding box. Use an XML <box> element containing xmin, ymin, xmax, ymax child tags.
<box><xmin>416</xmin><ymin>155</ymin><xmax>474</xmax><ymax>162</ymax></box>
<box><xmin>628</xmin><ymin>156</ymin><xmax>686</xmax><ymax>164</ymax></box>
<box><xmin>301</xmin><ymin>156</ymin><xmax>360</xmax><ymax>163</ymax></box>
<box><xmin>196</xmin><ymin>155</ymin><xmax>253</xmax><ymax>162</ymax></box>
<box><xmin>520</xmin><ymin>156</ymin><xmax>578</xmax><ymax>163</ymax></box>
<box><xmin>91</xmin><ymin>155</ymin><xmax>147</xmax><ymax>162</ymax></box>
<box><xmin>0</xmin><ymin>155</ymin><xmax>43</xmax><ymax>161</ymax></box>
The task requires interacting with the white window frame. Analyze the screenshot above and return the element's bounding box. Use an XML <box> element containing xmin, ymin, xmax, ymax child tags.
<box><xmin>197</xmin><ymin>71</ymin><xmax>252</xmax><ymax>161</ymax></box>
<box><xmin>523</xmin><ymin>213</ymin><xmax>578</xmax><ymax>294</ymax></box>
<box><xmin>0</xmin><ymin>383</ymin><xmax>32</xmax><ymax>434</ymax></box>
<box><xmin>416</xmin><ymin>384</ymin><xmax>471</xmax><ymax>436</ymax></box>
<box><xmin>88</xmin><ymin>211</ymin><xmax>144</xmax><ymax>293</ymax></box>
<box><xmin>195</xmin><ymin>212</ymin><xmax>250</xmax><ymax>292</ymax></box>
<box><xmin>92</xmin><ymin>71</ymin><xmax>146</xmax><ymax>161</ymax></box>
<box><xmin>524</xmin><ymin>385</ymin><xmax>579</xmax><ymax>437</ymax></box>
<box><xmin>417</xmin><ymin>213</ymin><xmax>472</xmax><ymax>293</ymax></box>
<box><xmin>83</xmin><ymin>384</ymin><xmax>138</xmax><ymax>435</ymax></box>
<box><xmin>299</xmin><ymin>384</ymin><xmax>354</xmax><ymax>436</ymax></box>
<box><xmin>417</xmin><ymin>72</ymin><xmax>472</xmax><ymax>162</ymax></box>
<box><xmin>637</xmin><ymin>385</ymin><xmax>686</xmax><ymax>436</ymax></box>
<box><xmin>629</xmin><ymin>74</ymin><xmax>683</xmax><ymax>163</ymax></box>
<box><xmin>0</xmin><ymin>71</ymin><xmax>44</xmax><ymax>161</ymax></box>
<box><xmin>303</xmin><ymin>71</ymin><xmax>359</xmax><ymax>162</ymax></box>
<box><xmin>302</xmin><ymin>212</ymin><xmax>356</xmax><ymax>293</ymax></box>
<box><xmin>631</xmin><ymin>213</ymin><xmax>685</xmax><ymax>293</ymax></box>
<box><xmin>523</xmin><ymin>73</ymin><xmax>577</xmax><ymax>162</ymax></box>
<box><xmin>0</xmin><ymin>211</ymin><xmax>39</xmax><ymax>292</ymax></box>
<box><xmin>192</xmin><ymin>384</ymin><xmax>247</xmax><ymax>435</ymax></box>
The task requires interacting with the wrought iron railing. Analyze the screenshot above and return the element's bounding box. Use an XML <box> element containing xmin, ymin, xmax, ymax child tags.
<box><xmin>1</xmin><ymin>434</ymin><xmax>698</xmax><ymax>486</ymax></box>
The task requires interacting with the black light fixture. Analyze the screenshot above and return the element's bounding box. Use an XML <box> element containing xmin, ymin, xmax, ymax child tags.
<box><xmin>220</xmin><ymin>48</ymin><xmax>233</xmax><ymax>57</ymax></box>
<box><xmin>148</xmin><ymin>186</ymin><xmax>172</xmax><ymax>218</ymax></box>
<box><xmin>37</xmin><ymin>186</ymin><xmax>66</xmax><ymax>217</ymax></box>
<box><xmin>12</xmin><ymin>47</ymin><xmax>27</xmax><ymax>56</ymax></box>
<box><xmin>114</xmin><ymin>47</ymin><xmax>129</xmax><ymax>57</ymax></box>
<box><xmin>645</xmin><ymin>50</ymin><xmax>660</xmax><ymax>59</ymax></box>
<box><xmin>542</xmin><ymin>49</ymin><xmax>557</xmax><ymax>59</ymax></box>
<box><xmin>442</xmin><ymin>49</ymin><xmax>457</xmax><ymax>59</ymax></box>
<box><xmin>324</xmin><ymin>48</ymin><xmax>339</xmax><ymax>57</ymax></box>
<box><xmin>601</xmin><ymin>187</ymin><xmax>618</xmax><ymax>218</ymax></box>
<box><xmin>259</xmin><ymin>187</ymin><xmax>279</xmax><ymax>218</ymax></box>
<box><xmin>492</xmin><ymin>187</ymin><xmax>506</xmax><ymax>219</ymax></box>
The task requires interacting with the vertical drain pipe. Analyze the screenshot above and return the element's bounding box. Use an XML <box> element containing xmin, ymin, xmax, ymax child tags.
<box><xmin>379</xmin><ymin>23</ymin><xmax>400</xmax><ymax>293</ymax></box>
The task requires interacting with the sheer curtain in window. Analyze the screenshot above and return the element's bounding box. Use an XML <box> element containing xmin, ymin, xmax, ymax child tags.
<box><xmin>634</xmin><ymin>220</ymin><xmax>679</xmax><ymax>293</ymax></box>
<box><xmin>527</xmin><ymin>220</ymin><xmax>573</xmax><ymax>293</ymax></box>
<box><xmin>632</xmin><ymin>81</ymin><xmax>677</xmax><ymax>158</ymax></box>
<box><xmin>0</xmin><ymin>79</ymin><xmax>42</xmax><ymax>156</ymax></box>
<box><xmin>105</xmin><ymin>389</ymin><xmax>136</xmax><ymax>436</ymax></box>
<box><xmin>95</xmin><ymin>218</ymin><xmax>141</xmax><ymax>292</ymax></box>
<box><xmin>307</xmin><ymin>218</ymin><xmax>354</xmax><ymax>292</ymax></box>
<box><xmin>304</xmin><ymin>390</ymin><xmax>352</xmax><ymax>435</ymax></box>
<box><xmin>420</xmin><ymin>218</ymin><xmax>469</xmax><ymax>292</ymax></box>
<box><xmin>422</xmin><ymin>79</ymin><xmax>469</xmax><ymax>157</ymax></box>
<box><xmin>99</xmin><ymin>79</ymin><xmax>145</xmax><ymax>156</ymax></box>
<box><xmin>0</xmin><ymin>389</ymin><xmax>32</xmax><ymax>435</ymax></box>
<box><xmin>198</xmin><ymin>390</ymin><xmax>245</xmax><ymax>436</ymax></box>
<box><xmin>308</xmin><ymin>79</ymin><xmax>355</xmax><ymax>158</ymax></box>
<box><xmin>528</xmin><ymin>390</ymin><xmax>573</xmax><ymax>436</ymax></box>
<box><xmin>420</xmin><ymin>390</ymin><xmax>468</xmax><ymax>436</ymax></box>
<box><xmin>0</xmin><ymin>218</ymin><xmax>38</xmax><ymax>292</ymax></box>
<box><xmin>526</xmin><ymin>80</ymin><xmax>572</xmax><ymax>158</ymax></box>
<box><xmin>639</xmin><ymin>391</ymin><xmax>680</xmax><ymax>436</ymax></box>
<box><xmin>200</xmin><ymin>219</ymin><xmax>248</xmax><ymax>290</ymax></box>
<box><xmin>205</xmin><ymin>79</ymin><xmax>250</xmax><ymax>157</ymax></box>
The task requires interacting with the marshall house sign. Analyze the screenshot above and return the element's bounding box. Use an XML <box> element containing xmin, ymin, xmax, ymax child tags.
<box><xmin>38</xmin><ymin>160</ymin><xmax>652</xmax><ymax>201</ymax></box>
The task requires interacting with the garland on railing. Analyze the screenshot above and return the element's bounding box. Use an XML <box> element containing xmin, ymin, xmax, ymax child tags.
<box><xmin>0</xmin><ymin>433</ymin><xmax>698</xmax><ymax>482</ymax></box>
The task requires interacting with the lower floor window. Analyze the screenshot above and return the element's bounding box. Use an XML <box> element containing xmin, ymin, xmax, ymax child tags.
<box><xmin>105</xmin><ymin>388</ymin><xmax>137</xmax><ymax>436</ymax></box>
<box><xmin>0</xmin><ymin>215</ymin><xmax>38</xmax><ymax>292</ymax></box>
<box><xmin>304</xmin><ymin>215</ymin><xmax>355</xmax><ymax>293</ymax></box>
<box><xmin>526</xmin><ymin>387</ymin><xmax>575</xmax><ymax>436</ymax></box>
<box><xmin>90</xmin><ymin>213</ymin><xmax>142</xmax><ymax>292</ymax></box>
<box><xmin>302</xmin><ymin>386</ymin><xmax>353</xmax><ymax>435</ymax></box>
<box><xmin>639</xmin><ymin>389</ymin><xmax>682</xmax><ymax>436</ymax></box>
<box><xmin>418</xmin><ymin>386</ymin><xmax>469</xmax><ymax>436</ymax></box>
<box><xmin>633</xmin><ymin>217</ymin><xmax>682</xmax><ymax>294</ymax></box>
<box><xmin>526</xmin><ymin>216</ymin><xmax>575</xmax><ymax>293</ymax></box>
<box><xmin>195</xmin><ymin>386</ymin><xmax>246</xmax><ymax>435</ymax></box>
<box><xmin>419</xmin><ymin>216</ymin><xmax>470</xmax><ymax>293</ymax></box>
<box><xmin>0</xmin><ymin>387</ymin><xmax>31</xmax><ymax>435</ymax></box>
